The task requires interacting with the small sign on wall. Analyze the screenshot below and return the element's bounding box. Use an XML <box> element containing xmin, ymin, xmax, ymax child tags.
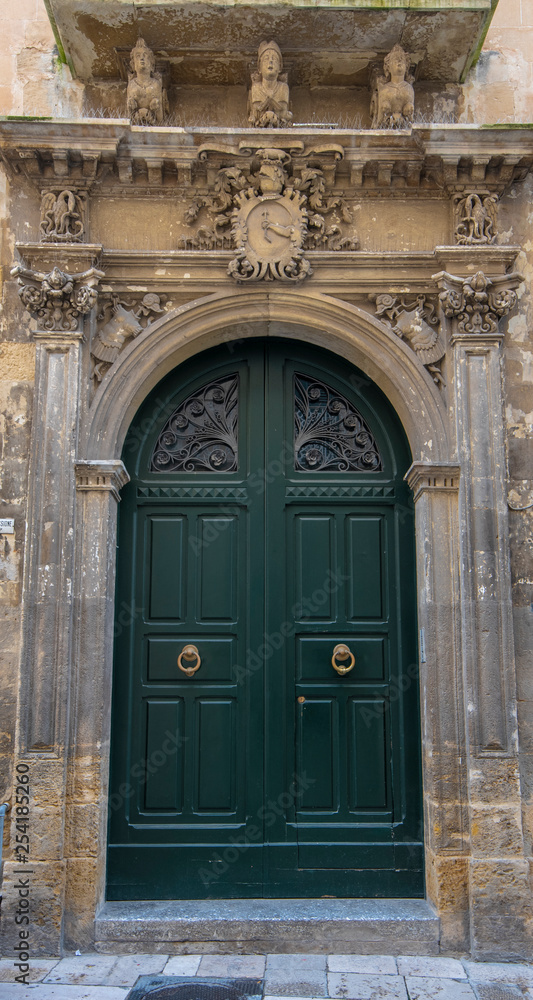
<box><xmin>0</xmin><ymin>519</ymin><xmax>14</xmax><ymax>534</ymax></box>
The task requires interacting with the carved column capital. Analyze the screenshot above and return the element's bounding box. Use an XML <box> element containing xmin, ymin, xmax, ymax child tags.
<box><xmin>405</xmin><ymin>462</ymin><xmax>461</xmax><ymax>501</ymax></box>
<box><xmin>433</xmin><ymin>269</ymin><xmax>521</xmax><ymax>342</ymax></box>
<box><xmin>75</xmin><ymin>460</ymin><xmax>130</xmax><ymax>502</ymax></box>
<box><xmin>11</xmin><ymin>261</ymin><xmax>104</xmax><ymax>335</ymax></box>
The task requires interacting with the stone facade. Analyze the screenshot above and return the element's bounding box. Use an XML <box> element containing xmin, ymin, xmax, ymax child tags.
<box><xmin>0</xmin><ymin>0</ymin><xmax>532</xmax><ymax>963</ymax></box>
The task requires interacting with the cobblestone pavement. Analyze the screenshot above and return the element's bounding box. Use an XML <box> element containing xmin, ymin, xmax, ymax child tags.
<box><xmin>0</xmin><ymin>954</ymin><xmax>532</xmax><ymax>1000</ymax></box>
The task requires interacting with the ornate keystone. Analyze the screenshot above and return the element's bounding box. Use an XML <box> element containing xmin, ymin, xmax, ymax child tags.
<box><xmin>11</xmin><ymin>263</ymin><xmax>104</xmax><ymax>332</ymax></box>
<box><xmin>435</xmin><ymin>270</ymin><xmax>520</xmax><ymax>338</ymax></box>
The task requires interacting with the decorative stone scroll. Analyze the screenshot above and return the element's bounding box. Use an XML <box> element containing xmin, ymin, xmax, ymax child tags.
<box><xmin>127</xmin><ymin>38</ymin><xmax>168</xmax><ymax>126</ymax></box>
<box><xmin>91</xmin><ymin>292</ymin><xmax>166</xmax><ymax>382</ymax></box>
<box><xmin>371</xmin><ymin>44</ymin><xmax>415</xmax><ymax>129</ymax></box>
<box><xmin>40</xmin><ymin>189</ymin><xmax>86</xmax><ymax>242</ymax></box>
<box><xmin>371</xmin><ymin>293</ymin><xmax>445</xmax><ymax>385</ymax></box>
<box><xmin>182</xmin><ymin>147</ymin><xmax>358</xmax><ymax>279</ymax></box>
<box><xmin>248</xmin><ymin>40</ymin><xmax>292</xmax><ymax>128</ymax></box>
<box><xmin>454</xmin><ymin>193</ymin><xmax>498</xmax><ymax>245</ymax></box>
<box><xmin>438</xmin><ymin>270</ymin><xmax>517</xmax><ymax>336</ymax></box>
<box><xmin>11</xmin><ymin>263</ymin><xmax>104</xmax><ymax>332</ymax></box>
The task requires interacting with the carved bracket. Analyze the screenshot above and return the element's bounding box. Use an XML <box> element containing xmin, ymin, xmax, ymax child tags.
<box><xmin>434</xmin><ymin>270</ymin><xmax>521</xmax><ymax>338</ymax></box>
<box><xmin>11</xmin><ymin>262</ymin><xmax>104</xmax><ymax>333</ymax></box>
<box><xmin>453</xmin><ymin>192</ymin><xmax>498</xmax><ymax>245</ymax></box>
<box><xmin>370</xmin><ymin>292</ymin><xmax>445</xmax><ymax>386</ymax></box>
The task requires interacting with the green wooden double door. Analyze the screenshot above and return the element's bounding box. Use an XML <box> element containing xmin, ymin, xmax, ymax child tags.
<box><xmin>108</xmin><ymin>339</ymin><xmax>423</xmax><ymax>900</ymax></box>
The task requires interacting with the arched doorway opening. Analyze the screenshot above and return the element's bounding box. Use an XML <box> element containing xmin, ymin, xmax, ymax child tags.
<box><xmin>107</xmin><ymin>337</ymin><xmax>423</xmax><ymax>900</ymax></box>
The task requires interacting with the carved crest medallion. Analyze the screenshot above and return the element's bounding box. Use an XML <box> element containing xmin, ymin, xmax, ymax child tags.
<box><xmin>228</xmin><ymin>149</ymin><xmax>311</xmax><ymax>283</ymax></box>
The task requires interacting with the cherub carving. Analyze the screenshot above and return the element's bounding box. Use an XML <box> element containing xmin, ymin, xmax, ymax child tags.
<box><xmin>371</xmin><ymin>44</ymin><xmax>414</xmax><ymax>129</ymax></box>
<box><xmin>127</xmin><ymin>38</ymin><xmax>168</xmax><ymax>126</ymax></box>
<box><xmin>248</xmin><ymin>40</ymin><xmax>292</xmax><ymax>128</ymax></box>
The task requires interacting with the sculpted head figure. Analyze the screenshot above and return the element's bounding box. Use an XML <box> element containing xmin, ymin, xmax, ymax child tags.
<box><xmin>248</xmin><ymin>40</ymin><xmax>292</xmax><ymax>128</ymax></box>
<box><xmin>127</xmin><ymin>38</ymin><xmax>168</xmax><ymax>126</ymax></box>
<box><xmin>371</xmin><ymin>43</ymin><xmax>414</xmax><ymax>129</ymax></box>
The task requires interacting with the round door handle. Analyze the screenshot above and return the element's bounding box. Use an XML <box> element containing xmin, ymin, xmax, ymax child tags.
<box><xmin>177</xmin><ymin>644</ymin><xmax>201</xmax><ymax>677</ymax></box>
<box><xmin>331</xmin><ymin>642</ymin><xmax>355</xmax><ymax>676</ymax></box>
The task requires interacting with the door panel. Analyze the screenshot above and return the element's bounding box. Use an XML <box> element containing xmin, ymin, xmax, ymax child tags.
<box><xmin>107</xmin><ymin>339</ymin><xmax>423</xmax><ymax>900</ymax></box>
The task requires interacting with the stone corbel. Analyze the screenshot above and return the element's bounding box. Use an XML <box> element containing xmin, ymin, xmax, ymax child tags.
<box><xmin>75</xmin><ymin>460</ymin><xmax>130</xmax><ymax>502</ymax></box>
<box><xmin>434</xmin><ymin>269</ymin><xmax>522</xmax><ymax>341</ymax></box>
<box><xmin>11</xmin><ymin>244</ymin><xmax>104</xmax><ymax>336</ymax></box>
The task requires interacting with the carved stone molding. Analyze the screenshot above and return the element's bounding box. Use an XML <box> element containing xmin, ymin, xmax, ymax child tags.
<box><xmin>454</xmin><ymin>192</ymin><xmax>498</xmax><ymax>245</ymax></box>
<box><xmin>11</xmin><ymin>262</ymin><xmax>104</xmax><ymax>333</ymax></box>
<box><xmin>40</xmin><ymin>189</ymin><xmax>86</xmax><ymax>242</ymax></box>
<box><xmin>406</xmin><ymin>462</ymin><xmax>461</xmax><ymax>501</ymax></box>
<box><xmin>75</xmin><ymin>460</ymin><xmax>130</xmax><ymax>502</ymax></box>
<box><xmin>435</xmin><ymin>269</ymin><xmax>521</xmax><ymax>340</ymax></box>
<box><xmin>370</xmin><ymin>292</ymin><xmax>445</xmax><ymax>385</ymax></box>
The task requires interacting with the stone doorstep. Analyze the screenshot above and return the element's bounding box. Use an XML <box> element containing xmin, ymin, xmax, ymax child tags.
<box><xmin>94</xmin><ymin>899</ymin><xmax>440</xmax><ymax>956</ymax></box>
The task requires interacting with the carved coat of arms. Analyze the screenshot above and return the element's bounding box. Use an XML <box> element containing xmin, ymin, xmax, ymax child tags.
<box><xmin>229</xmin><ymin>150</ymin><xmax>311</xmax><ymax>283</ymax></box>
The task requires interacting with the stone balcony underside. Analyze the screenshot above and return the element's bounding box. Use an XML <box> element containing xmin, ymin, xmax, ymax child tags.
<box><xmin>46</xmin><ymin>0</ymin><xmax>497</xmax><ymax>86</ymax></box>
<box><xmin>1</xmin><ymin>121</ymin><xmax>532</xmax><ymax>195</ymax></box>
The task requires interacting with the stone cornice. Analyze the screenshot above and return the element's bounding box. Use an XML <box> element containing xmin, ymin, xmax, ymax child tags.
<box><xmin>94</xmin><ymin>246</ymin><xmax>521</xmax><ymax>294</ymax></box>
<box><xmin>2</xmin><ymin>122</ymin><xmax>533</xmax><ymax>195</ymax></box>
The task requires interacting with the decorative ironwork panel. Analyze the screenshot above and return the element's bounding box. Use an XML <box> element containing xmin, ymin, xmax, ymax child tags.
<box><xmin>294</xmin><ymin>373</ymin><xmax>382</xmax><ymax>472</ymax></box>
<box><xmin>150</xmin><ymin>374</ymin><xmax>239</xmax><ymax>473</ymax></box>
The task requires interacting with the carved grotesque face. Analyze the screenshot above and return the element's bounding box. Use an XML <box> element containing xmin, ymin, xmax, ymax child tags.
<box><xmin>260</xmin><ymin>48</ymin><xmax>281</xmax><ymax>81</ymax></box>
<box><xmin>385</xmin><ymin>47</ymin><xmax>408</xmax><ymax>80</ymax></box>
<box><xmin>132</xmin><ymin>45</ymin><xmax>154</xmax><ymax>75</ymax></box>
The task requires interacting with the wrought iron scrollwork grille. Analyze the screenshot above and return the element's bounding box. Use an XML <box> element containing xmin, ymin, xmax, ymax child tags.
<box><xmin>294</xmin><ymin>373</ymin><xmax>382</xmax><ymax>472</ymax></box>
<box><xmin>150</xmin><ymin>374</ymin><xmax>239</xmax><ymax>473</ymax></box>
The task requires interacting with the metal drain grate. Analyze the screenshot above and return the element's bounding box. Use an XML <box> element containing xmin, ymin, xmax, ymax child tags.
<box><xmin>126</xmin><ymin>976</ymin><xmax>264</xmax><ymax>1000</ymax></box>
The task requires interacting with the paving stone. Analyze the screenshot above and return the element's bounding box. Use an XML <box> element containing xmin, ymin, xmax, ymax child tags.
<box><xmin>0</xmin><ymin>958</ymin><xmax>59</xmax><ymax>982</ymax></box>
<box><xmin>406</xmin><ymin>976</ymin><xmax>477</xmax><ymax>1000</ymax></box>
<box><xmin>162</xmin><ymin>955</ymin><xmax>202</xmax><ymax>975</ymax></box>
<box><xmin>103</xmin><ymin>954</ymin><xmax>168</xmax><ymax>986</ymax></box>
<box><xmin>198</xmin><ymin>954</ymin><xmax>266</xmax><ymax>976</ymax></box>
<box><xmin>328</xmin><ymin>973</ymin><xmax>408</xmax><ymax>1000</ymax></box>
<box><xmin>398</xmin><ymin>958</ymin><xmax>467</xmax><ymax>979</ymax></box>
<box><xmin>43</xmin><ymin>954</ymin><xmax>118</xmax><ymax>985</ymax></box>
<box><xmin>266</xmin><ymin>953</ymin><xmax>327</xmax><ymax>997</ymax></box>
<box><xmin>463</xmin><ymin>965</ymin><xmax>533</xmax><ymax>987</ymax></box>
<box><xmin>474</xmin><ymin>985</ymin><xmax>524</xmax><ymax>1000</ymax></box>
<box><xmin>328</xmin><ymin>955</ymin><xmax>398</xmax><ymax>974</ymax></box>
<box><xmin>0</xmin><ymin>985</ymin><xmax>128</xmax><ymax>999</ymax></box>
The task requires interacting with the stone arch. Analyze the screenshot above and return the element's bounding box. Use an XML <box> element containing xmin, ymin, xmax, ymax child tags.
<box><xmin>83</xmin><ymin>288</ymin><xmax>450</xmax><ymax>463</ymax></box>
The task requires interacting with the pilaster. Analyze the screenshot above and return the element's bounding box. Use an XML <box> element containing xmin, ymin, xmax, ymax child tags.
<box><xmin>64</xmin><ymin>461</ymin><xmax>129</xmax><ymax>950</ymax></box>
<box><xmin>406</xmin><ymin>462</ymin><xmax>469</xmax><ymax>952</ymax></box>
<box><xmin>435</xmin><ymin>268</ymin><xmax>531</xmax><ymax>959</ymax></box>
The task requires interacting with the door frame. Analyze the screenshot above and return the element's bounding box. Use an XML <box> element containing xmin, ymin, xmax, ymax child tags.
<box><xmin>17</xmin><ymin>285</ymin><xmax>522</xmax><ymax>955</ymax></box>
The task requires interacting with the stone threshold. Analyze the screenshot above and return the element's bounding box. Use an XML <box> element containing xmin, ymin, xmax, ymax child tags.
<box><xmin>95</xmin><ymin>898</ymin><xmax>439</xmax><ymax>956</ymax></box>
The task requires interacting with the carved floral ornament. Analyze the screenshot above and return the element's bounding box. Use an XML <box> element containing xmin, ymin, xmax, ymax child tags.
<box><xmin>11</xmin><ymin>263</ymin><xmax>104</xmax><ymax>332</ymax></box>
<box><xmin>182</xmin><ymin>147</ymin><xmax>358</xmax><ymax>282</ymax></box>
<box><xmin>40</xmin><ymin>189</ymin><xmax>86</xmax><ymax>243</ymax></box>
<box><xmin>454</xmin><ymin>193</ymin><xmax>498</xmax><ymax>245</ymax></box>
<box><xmin>436</xmin><ymin>270</ymin><xmax>520</xmax><ymax>336</ymax></box>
